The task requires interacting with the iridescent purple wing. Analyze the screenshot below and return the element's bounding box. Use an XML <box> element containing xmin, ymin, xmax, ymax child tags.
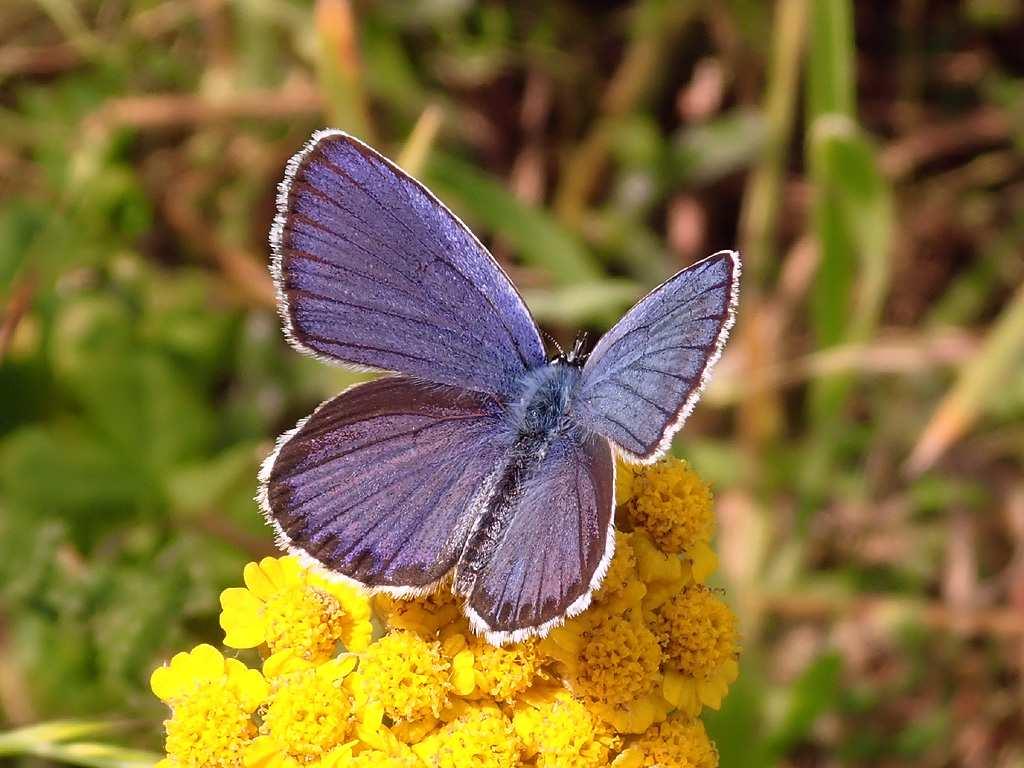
<box><xmin>460</xmin><ymin>431</ymin><xmax>615</xmax><ymax>643</ymax></box>
<box><xmin>271</xmin><ymin>130</ymin><xmax>546</xmax><ymax>397</ymax></box>
<box><xmin>572</xmin><ymin>250</ymin><xmax>740</xmax><ymax>462</ymax></box>
<box><xmin>260</xmin><ymin>377</ymin><xmax>512</xmax><ymax>590</ymax></box>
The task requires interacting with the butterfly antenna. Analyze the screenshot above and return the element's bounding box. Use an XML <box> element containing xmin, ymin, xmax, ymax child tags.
<box><xmin>541</xmin><ymin>329</ymin><xmax>565</xmax><ymax>358</ymax></box>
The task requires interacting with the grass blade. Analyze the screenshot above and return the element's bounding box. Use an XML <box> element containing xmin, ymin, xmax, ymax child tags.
<box><xmin>908</xmin><ymin>281</ymin><xmax>1024</xmax><ymax>473</ymax></box>
<box><xmin>0</xmin><ymin>721</ymin><xmax>160</xmax><ymax>768</ymax></box>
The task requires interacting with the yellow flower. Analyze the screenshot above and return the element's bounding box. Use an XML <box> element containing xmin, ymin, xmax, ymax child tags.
<box><xmin>155</xmin><ymin>458</ymin><xmax>737</xmax><ymax>768</ymax></box>
<box><xmin>595</xmin><ymin>532</ymin><xmax>647</xmax><ymax>612</ymax></box>
<box><xmin>390</xmin><ymin>715</ymin><xmax>441</xmax><ymax>746</ymax></box>
<box><xmin>449</xmin><ymin>647</ymin><xmax>477</xmax><ymax>697</ymax></box>
<box><xmin>326</xmin><ymin>749</ymin><xmax>419</xmax><ymax>768</ymax></box>
<box><xmin>622</xmin><ymin>458</ymin><xmax>713</xmax><ymax>556</ymax></box>
<box><xmin>599</xmin><ymin>532</ymin><xmax>637</xmax><ymax>597</ymax></box>
<box><xmin>595</xmin><ymin>693</ymin><xmax>673</xmax><ymax>737</ymax></box>
<box><xmin>652</xmin><ymin>585</ymin><xmax>740</xmax><ymax>715</ymax></box>
<box><xmin>151</xmin><ymin>644</ymin><xmax>268</xmax><ymax>768</ymax></box>
<box><xmin>609</xmin><ymin>749</ymin><xmax>644</xmax><ymax>768</ymax></box>
<box><xmin>632</xmin><ymin>531</ymin><xmax>686</xmax><ymax>612</ymax></box>
<box><xmin>247</xmin><ymin>737</ymin><xmax>419</xmax><ymax>768</ymax></box>
<box><xmin>249</xmin><ymin>656</ymin><xmax>359</xmax><ymax>767</ymax></box>
<box><xmin>687</xmin><ymin>539</ymin><xmax>718</xmax><ymax>584</ymax></box>
<box><xmin>631</xmin><ymin>714</ymin><xmax>718</xmax><ymax>768</ymax></box>
<box><xmin>615</xmin><ymin>460</ymin><xmax>638</xmax><ymax>505</ymax></box>
<box><xmin>564</xmin><ymin>607</ymin><xmax>662</xmax><ymax>709</ymax></box>
<box><xmin>375</xmin><ymin>589</ymin><xmax>460</xmax><ymax>638</ymax></box>
<box><xmin>662</xmin><ymin>660</ymin><xmax>739</xmax><ymax>717</ymax></box>
<box><xmin>220</xmin><ymin>556</ymin><xmax>373</xmax><ymax>663</ymax></box>
<box><xmin>355</xmin><ymin>700</ymin><xmax>425</xmax><ymax>761</ymax></box>
<box><xmin>513</xmin><ymin>688</ymin><xmax>614</xmax><ymax>768</ymax></box>
<box><xmin>654</xmin><ymin>586</ymin><xmax>739</xmax><ymax>677</ymax></box>
<box><xmin>413</xmin><ymin>705</ymin><xmax>519</xmax><ymax>768</ymax></box>
<box><xmin>444</xmin><ymin>632</ymin><xmax>539</xmax><ymax>703</ymax></box>
<box><xmin>351</xmin><ymin>630</ymin><xmax>452</xmax><ymax>721</ymax></box>
<box><xmin>539</xmin><ymin>603</ymin><xmax>668</xmax><ymax>735</ymax></box>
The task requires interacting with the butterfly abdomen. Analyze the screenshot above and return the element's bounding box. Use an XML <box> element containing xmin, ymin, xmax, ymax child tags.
<box><xmin>453</xmin><ymin>443</ymin><xmax>535</xmax><ymax>597</ymax></box>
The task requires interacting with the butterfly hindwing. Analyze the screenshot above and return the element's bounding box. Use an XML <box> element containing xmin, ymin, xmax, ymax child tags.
<box><xmin>272</xmin><ymin>131</ymin><xmax>546</xmax><ymax>398</ymax></box>
<box><xmin>572</xmin><ymin>250</ymin><xmax>740</xmax><ymax>462</ymax></box>
<box><xmin>261</xmin><ymin>376</ymin><xmax>513</xmax><ymax>591</ymax></box>
<box><xmin>460</xmin><ymin>430</ymin><xmax>615</xmax><ymax>642</ymax></box>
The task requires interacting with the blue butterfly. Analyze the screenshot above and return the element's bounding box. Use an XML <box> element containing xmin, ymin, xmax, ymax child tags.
<box><xmin>259</xmin><ymin>131</ymin><xmax>740</xmax><ymax>644</ymax></box>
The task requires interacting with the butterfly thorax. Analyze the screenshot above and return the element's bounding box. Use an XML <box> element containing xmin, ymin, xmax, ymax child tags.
<box><xmin>506</xmin><ymin>361</ymin><xmax>583</xmax><ymax>442</ymax></box>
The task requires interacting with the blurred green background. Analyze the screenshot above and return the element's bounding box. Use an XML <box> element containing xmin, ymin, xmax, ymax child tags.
<box><xmin>2</xmin><ymin>0</ymin><xmax>1024</xmax><ymax>765</ymax></box>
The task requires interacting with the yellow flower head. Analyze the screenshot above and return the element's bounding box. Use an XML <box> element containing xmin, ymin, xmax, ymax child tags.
<box><xmin>445</xmin><ymin>640</ymin><xmax>478</xmax><ymax>698</ymax></box>
<box><xmin>622</xmin><ymin>458</ymin><xmax>713</xmax><ymax>555</ymax></box>
<box><xmin>414</xmin><ymin>705</ymin><xmax>519</xmax><ymax>768</ymax></box>
<box><xmin>254</xmin><ymin>656</ymin><xmax>358</xmax><ymax>765</ymax></box>
<box><xmin>445</xmin><ymin>632</ymin><xmax>540</xmax><ymax>703</ymax></box>
<box><xmin>632</xmin><ymin>715</ymin><xmax>718</xmax><ymax>768</ymax></box>
<box><xmin>630</xmin><ymin>531</ymin><xmax>686</xmax><ymax>614</ymax></box>
<box><xmin>653</xmin><ymin>586</ymin><xmax>738</xmax><ymax>678</ymax></box>
<box><xmin>326</xmin><ymin>750</ymin><xmax>419</xmax><ymax>768</ymax></box>
<box><xmin>566</xmin><ymin>607</ymin><xmax>662</xmax><ymax>709</ymax></box>
<box><xmin>615</xmin><ymin>460</ymin><xmax>638</xmax><ymax>505</ymax></box>
<box><xmin>351</xmin><ymin>630</ymin><xmax>452</xmax><ymax>721</ymax></box>
<box><xmin>596</xmin><ymin>532</ymin><xmax>645</xmax><ymax>608</ymax></box>
<box><xmin>150</xmin><ymin>645</ymin><xmax>268</xmax><ymax>768</ymax></box>
<box><xmin>356</xmin><ymin>700</ymin><xmax>427</xmax><ymax>760</ymax></box>
<box><xmin>654</xmin><ymin>585</ymin><xmax>739</xmax><ymax>715</ymax></box>
<box><xmin>220</xmin><ymin>556</ymin><xmax>373</xmax><ymax>663</ymax></box>
<box><xmin>513</xmin><ymin>688</ymin><xmax>614</xmax><ymax>768</ymax></box>
<box><xmin>375</xmin><ymin>588</ymin><xmax>460</xmax><ymax>638</ymax></box>
<box><xmin>155</xmin><ymin>458</ymin><xmax>736</xmax><ymax>768</ymax></box>
<box><xmin>686</xmin><ymin>539</ymin><xmax>719</xmax><ymax>584</ymax></box>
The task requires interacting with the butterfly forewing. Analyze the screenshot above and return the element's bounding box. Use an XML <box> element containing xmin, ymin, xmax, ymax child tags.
<box><xmin>272</xmin><ymin>131</ymin><xmax>546</xmax><ymax>397</ymax></box>
<box><xmin>262</xmin><ymin>377</ymin><xmax>513</xmax><ymax>590</ymax></box>
<box><xmin>572</xmin><ymin>251</ymin><xmax>740</xmax><ymax>461</ymax></box>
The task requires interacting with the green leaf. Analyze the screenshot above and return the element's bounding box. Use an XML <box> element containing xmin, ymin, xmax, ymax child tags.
<box><xmin>766</xmin><ymin>653</ymin><xmax>843</xmax><ymax>758</ymax></box>
<box><xmin>424</xmin><ymin>152</ymin><xmax>600</xmax><ymax>285</ymax></box>
<box><xmin>705</xmin><ymin>649</ymin><xmax>772</xmax><ymax>768</ymax></box>
<box><xmin>0</xmin><ymin>721</ymin><xmax>161</xmax><ymax>768</ymax></box>
<box><xmin>802</xmin><ymin>0</ymin><xmax>893</xmax><ymax>510</ymax></box>
<box><xmin>671</xmin><ymin>109</ymin><xmax>769</xmax><ymax>185</ymax></box>
<box><xmin>807</xmin><ymin>0</ymin><xmax>855</xmax><ymax>118</ymax></box>
<box><xmin>1</xmin><ymin>426</ymin><xmax>149</xmax><ymax>541</ymax></box>
<box><xmin>51</xmin><ymin>294</ymin><xmax>216</xmax><ymax>478</ymax></box>
<box><xmin>0</xmin><ymin>720</ymin><xmax>121</xmax><ymax>748</ymax></box>
<box><xmin>522</xmin><ymin>279</ymin><xmax>642</xmax><ymax>326</ymax></box>
<box><xmin>808</xmin><ymin>116</ymin><xmax>892</xmax><ymax>349</ymax></box>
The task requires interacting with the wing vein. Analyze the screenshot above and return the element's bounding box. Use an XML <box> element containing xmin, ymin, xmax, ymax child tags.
<box><xmin>315</xmin><ymin>155</ymin><xmax>537</xmax><ymax>369</ymax></box>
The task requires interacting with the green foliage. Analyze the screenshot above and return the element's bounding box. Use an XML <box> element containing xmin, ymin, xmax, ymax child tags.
<box><xmin>2</xmin><ymin>1</ymin><xmax>1023</xmax><ymax>766</ymax></box>
<box><xmin>0</xmin><ymin>257</ymin><xmax>270</xmax><ymax>718</ymax></box>
<box><xmin>425</xmin><ymin>152</ymin><xmax>600</xmax><ymax>284</ymax></box>
<box><xmin>0</xmin><ymin>720</ymin><xmax>160</xmax><ymax>767</ymax></box>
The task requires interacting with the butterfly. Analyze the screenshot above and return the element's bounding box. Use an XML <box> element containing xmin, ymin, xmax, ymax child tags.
<box><xmin>259</xmin><ymin>130</ymin><xmax>740</xmax><ymax>645</ymax></box>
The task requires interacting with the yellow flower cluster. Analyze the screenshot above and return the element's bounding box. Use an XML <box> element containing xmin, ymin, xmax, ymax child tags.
<box><xmin>152</xmin><ymin>457</ymin><xmax>738</xmax><ymax>768</ymax></box>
